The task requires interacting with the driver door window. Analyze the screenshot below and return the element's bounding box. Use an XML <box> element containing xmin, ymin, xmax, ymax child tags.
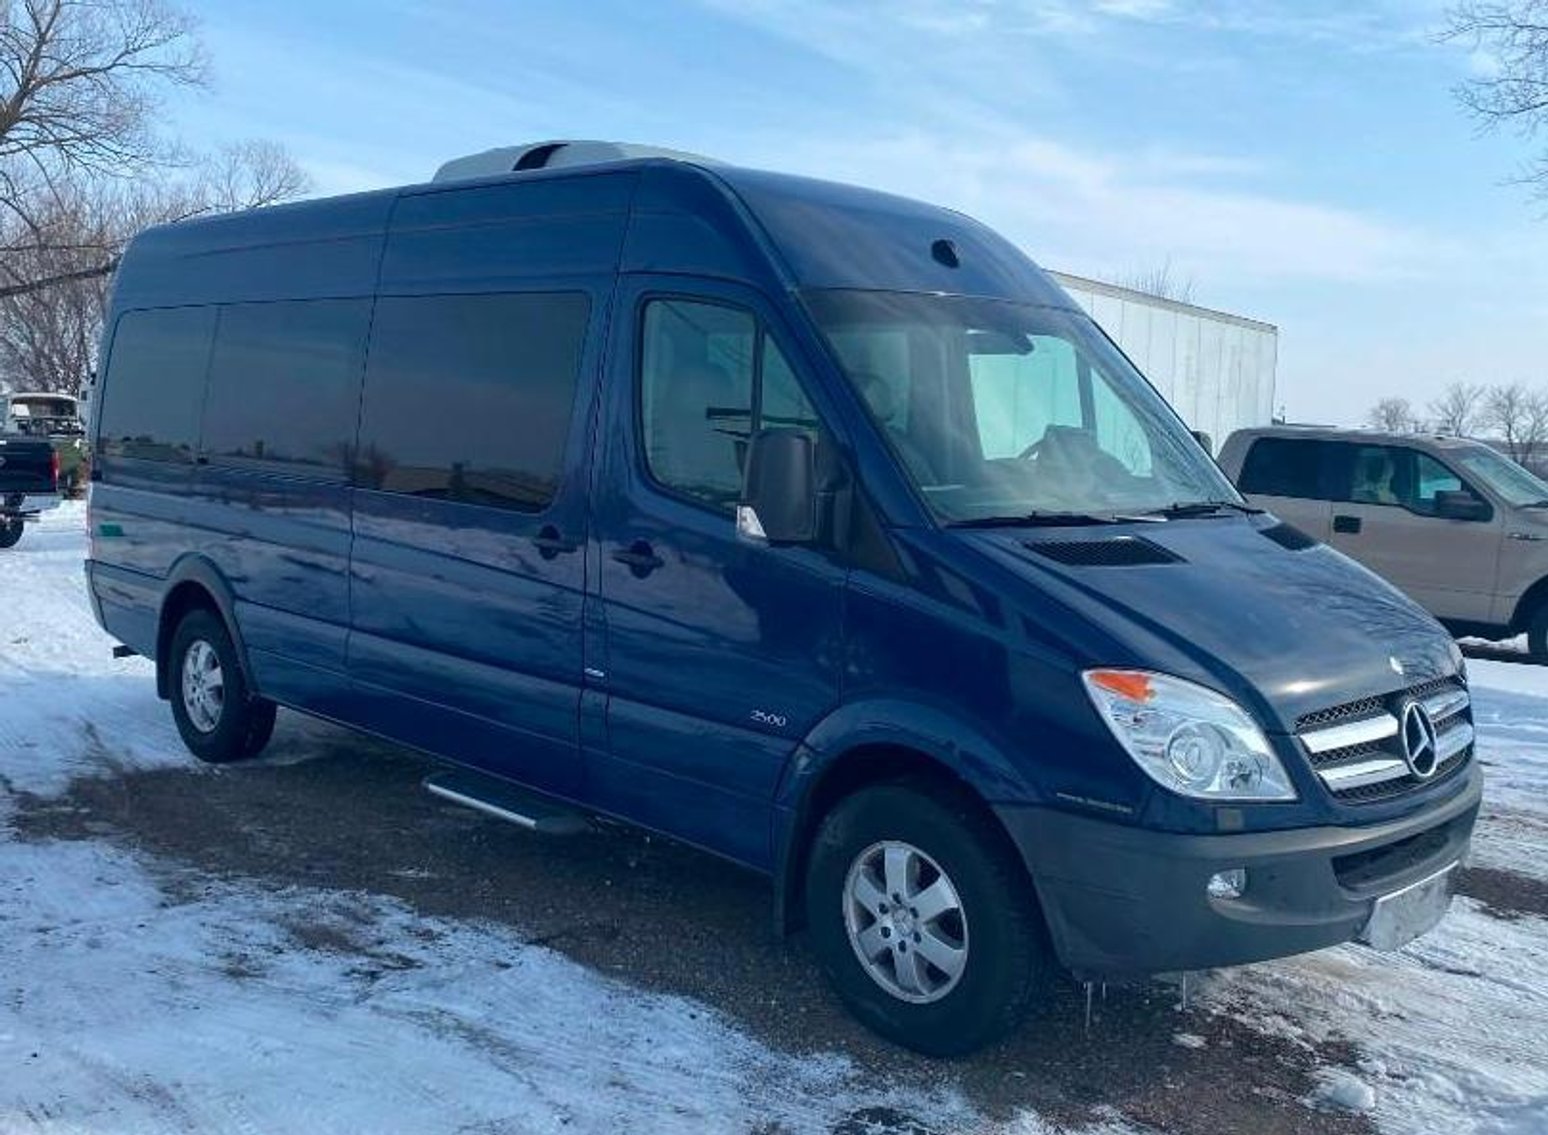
<box><xmin>1410</xmin><ymin>451</ymin><xmax>1464</xmax><ymax>516</ymax></box>
<box><xmin>639</xmin><ymin>298</ymin><xmax>817</xmax><ymax>512</ymax></box>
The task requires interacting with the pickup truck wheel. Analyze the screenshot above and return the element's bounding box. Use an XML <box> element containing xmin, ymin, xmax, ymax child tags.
<box><xmin>1529</xmin><ymin>606</ymin><xmax>1548</xmax><ymax>662</ymax></box>
<box><xmin>0</xmin><ymin>519</ymin><xmax>22</xmax><ymax>549</ymax></box>
<box><xmin>168</xmin><ymin>608</ymin><xmax>276</xmax><ymax>763</ymax></box>
<box><xmin>805</xmin><ymin>783</ymin><xmax>1052</xmax><ymax>1056</ymax></box>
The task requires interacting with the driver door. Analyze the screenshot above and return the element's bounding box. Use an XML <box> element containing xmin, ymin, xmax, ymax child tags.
<box><xmin>1327</xmin><ymin>444</ymin><xmax>1503</xmax><ymax>622</ymax></box>
<box><xmin>587</xmin><ymin>277</ymin><xmax>848</xmax><ymax>869</ymax></box>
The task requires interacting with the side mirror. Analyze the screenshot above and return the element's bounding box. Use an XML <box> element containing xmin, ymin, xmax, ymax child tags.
<box><xmin>1434</xmin><ymin>489</ymin><xmax>1491</xmax><ymax>522</ymax></box>
<box><xmin>740</xmin><ymin>429</ymin><xmax>818</xmax><ymax>544</ymax></box>
<box><xmin>1190</xmin><ymin>429</ymin><xmax>1213</xmax><ymax>455</ymax></box>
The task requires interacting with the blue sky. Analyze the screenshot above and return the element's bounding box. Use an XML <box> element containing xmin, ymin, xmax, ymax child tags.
<box><xmin>169</xmin><ymin>0</ymin><xmax>1548</xmax><ymax>425</ymax></box>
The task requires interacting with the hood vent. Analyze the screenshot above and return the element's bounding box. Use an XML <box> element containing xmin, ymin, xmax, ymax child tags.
<box><xmin>1024</xmin><ymin>536</ymin><xmax>1183</xmax><ymax>567</ymax></box>
<box><xmin>1260</xmin><ymin>522</ymin><xmax>1319</xmax><ymax>551</ymax></box>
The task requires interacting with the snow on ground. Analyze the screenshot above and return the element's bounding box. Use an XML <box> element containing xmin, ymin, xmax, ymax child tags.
<box><xmin>1462</xmin><ymin>659</ymin><xmax>1548</xmax><ymax>880</ymax></box>
<box><xmin>5</xmin><ymin>503</ymin><xmax>1548</xmax><ymax>1133</ymax></box>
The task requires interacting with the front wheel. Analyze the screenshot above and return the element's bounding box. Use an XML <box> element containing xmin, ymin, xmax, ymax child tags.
<box><xmin>168</xmin><ymin>608</ymin><xmax>276</xmax><ymax>763</ymax></box>
<box><xmin>1528</xmin><ymin>605</ymin><xmax>1548</xmax><ymax>662</ymax></box>
<box><xmin>805</xmin><ymin>783</ymin><xmax>1053</xmax><ymax>1056</ymax></box>
<box><xmin>0</xmin><ymin>519</ymin><xmax>22</xmax><ymax>549</ymax></box>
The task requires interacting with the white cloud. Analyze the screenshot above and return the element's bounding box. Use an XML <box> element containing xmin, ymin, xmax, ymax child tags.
<box><xmin>752</xmin><ymin>128</ymin><xmax>1446</xmax><ymax>291</ymax></box>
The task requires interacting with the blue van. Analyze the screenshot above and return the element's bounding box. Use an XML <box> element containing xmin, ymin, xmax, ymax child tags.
<box><xmin>87</xmin><ymin>141</ymin><xmax>1481</xmax><ymax>1055</ymax></box>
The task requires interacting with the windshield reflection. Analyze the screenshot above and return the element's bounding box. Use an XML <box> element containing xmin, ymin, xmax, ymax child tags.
<box><xmin>803</xmin><ymin>290</ymin><xmax>1237</xmax><ymax>525</ymax></box>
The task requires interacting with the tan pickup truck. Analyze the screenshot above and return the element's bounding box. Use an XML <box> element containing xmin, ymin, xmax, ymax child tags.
<box><xmin>1219</xmin><ymin>425</ymin><xmax>1548</xmax><ymax>657</ymax></box>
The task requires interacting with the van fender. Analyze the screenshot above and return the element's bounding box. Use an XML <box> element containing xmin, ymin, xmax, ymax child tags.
<box><xmin>769</xmin><ymin>697</ymin><xmax>1043</xmax><ymax>933</ymax></box>
<box><xmin>155</xmin><ymin>554</ymin><xmax>255</xmax><ymax>700</ymax></box>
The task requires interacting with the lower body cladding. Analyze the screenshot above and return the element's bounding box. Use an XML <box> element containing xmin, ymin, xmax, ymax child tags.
<box><xmin>997</xmin><ymin>765</ymin><xmax>1482</xmax><ymax>978</ymax></box>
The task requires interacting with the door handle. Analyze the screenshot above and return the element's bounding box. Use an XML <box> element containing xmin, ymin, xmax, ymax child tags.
<box><xmin>1333</xmin><ymin>514</ymin><xmax>1361</xmax><ymax>534</ymax></box>
<box><xmin>611</xmin><ymin>539</ymin><xmax>664</xmax><ymax>578</ymax></box>
<box><xmin>531</xmin><ymin>524</ymin><xmax>578</xmax><ymax>560</ymax></box>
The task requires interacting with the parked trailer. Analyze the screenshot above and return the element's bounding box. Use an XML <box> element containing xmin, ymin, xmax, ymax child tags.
<box><xmin>1048</xmin><ymin>272</ymin><xmax>1277</xmax><ymax>454</ymax></box>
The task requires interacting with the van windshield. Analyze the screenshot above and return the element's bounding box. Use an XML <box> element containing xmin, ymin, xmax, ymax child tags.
<box><xmin>1454</xmin><ymin>445</ymin><xmax>1548</xmax><ymax>508</ymax></box>
<box><xmin>803</xmin><ymin>290</ymin><xmax>1239</xmax><ymax>525</ymax></box>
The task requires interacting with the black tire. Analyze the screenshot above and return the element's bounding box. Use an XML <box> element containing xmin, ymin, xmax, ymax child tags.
<box><xmin>167</xmin><ymin>607</ymin><xmax>276</xmax><ymax>763</ymax></box>
<box><xmin>1529</xmin><ymin>605</ymin><xmax>1548</xmax><ymax>662</ymax></box>
<box><xmin>0</xmin><ymin>519</ymin><xmax>22</xmax><ymax>549</ymax></box>
<box><xmin>805</xmin><ymin>782</ymin><xmax>1053</xmax><ymax>1056</ymax></box>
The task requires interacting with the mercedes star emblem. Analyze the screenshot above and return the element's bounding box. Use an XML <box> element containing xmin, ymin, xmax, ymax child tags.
<box><xmin>1400</xmin><ymin>701</ymin><xmax>1439</xmax><ymax>779</ymax></box>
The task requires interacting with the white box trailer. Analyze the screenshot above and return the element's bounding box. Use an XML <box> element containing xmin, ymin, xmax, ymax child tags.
<box><xmin>1049</xmin><ymin>271</ymin><xmax>1278</xmax><ymax>454</ymax></box>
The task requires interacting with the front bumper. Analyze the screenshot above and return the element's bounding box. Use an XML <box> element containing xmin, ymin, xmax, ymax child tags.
<box><xmin>996</xmin><ymin>764</ymin><xmax>1481</xmax><ymax>978</ymax></box>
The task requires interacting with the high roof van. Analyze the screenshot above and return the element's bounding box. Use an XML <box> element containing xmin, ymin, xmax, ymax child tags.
<box><xmin>87</xmin><ymin>146</ymin><xmax>1480</xmax><ymax>1055</ymax></box>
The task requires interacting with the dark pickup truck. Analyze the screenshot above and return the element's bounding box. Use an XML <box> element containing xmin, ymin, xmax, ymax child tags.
<box><xmin>0</xmin><ymin>433</ymin><xmax>60</xmax><ymax>548</ymax></box>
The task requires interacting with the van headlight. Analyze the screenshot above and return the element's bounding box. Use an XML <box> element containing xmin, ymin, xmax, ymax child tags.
<box><xmin>1081</xmin><ymin>670</ymin><xmax>1297</xmax><ymax>801</ymax></box>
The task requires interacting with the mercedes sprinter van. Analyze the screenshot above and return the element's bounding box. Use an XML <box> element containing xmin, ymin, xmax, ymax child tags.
<box><xmin>87</xmin><ymin>142</ymin><xmax>1480</xmax><ymax>1054</ymax></box>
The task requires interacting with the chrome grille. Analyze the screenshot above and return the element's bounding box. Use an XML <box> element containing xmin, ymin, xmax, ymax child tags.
<box><xmin>1295</xmin><ymin>676</ymin><xmax>1471</xmax><ymax>803</ymax></box>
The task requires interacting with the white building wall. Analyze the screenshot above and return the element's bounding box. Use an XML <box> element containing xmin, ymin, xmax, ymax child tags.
<box><xmin>1048</xmin><ymin>271</ymin><xmax>1278</xmax><ymax>453</ymax></box>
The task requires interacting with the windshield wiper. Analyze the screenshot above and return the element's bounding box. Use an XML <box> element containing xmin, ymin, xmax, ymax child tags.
<box><xmin>1144</xmin><ymin>500</ymin><xmax>1263</xmax><ymax>519</ymax></box>
<box><xmin>949</xmin><ymin>511</ymin><xmax>1124</xmax><ymax>529</ymax></box>
<box><xmin>1522</xmin><ymin>499</ymin><xmax>1548</xmax><ymax>509</ymax></box>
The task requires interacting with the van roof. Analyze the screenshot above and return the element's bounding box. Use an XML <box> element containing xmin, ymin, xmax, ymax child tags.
<box><xmin>110</xmin><ymin>157</ymin><xmax>1075</xmax><ymax>314</ymax></box>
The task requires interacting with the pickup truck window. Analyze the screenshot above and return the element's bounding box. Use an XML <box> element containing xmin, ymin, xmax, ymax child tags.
<box><xmin>1239</xmin><ymin>437</ymin><xmax>1328</xmax><ymax>499</ymax></box>
<box><xmin>1456</xmin><ymin>445</ymin><xmax>1548</xmax><ymax>508</ymax></box>
<box><xmin>1333</xmin><ymin>444</ymin><xmax>1479</xmax><ymax>517</ymax></box>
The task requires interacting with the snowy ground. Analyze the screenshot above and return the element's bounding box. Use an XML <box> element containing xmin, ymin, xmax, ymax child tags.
<box><xmin>2</xmin><ymin>502</ymin><xmax>1546</xmax><ymax>1134</ymax></box>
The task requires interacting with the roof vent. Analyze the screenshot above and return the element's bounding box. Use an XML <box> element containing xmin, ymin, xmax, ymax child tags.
<box><xmin>1024</xmin><ymin>536</ymin><xmax>1183</xmax><ymax>567</ymax></box>
<box><xmin>431</xmin><ymin>140</ymin><xmax>715</xmax><ymax>183</ymax></box>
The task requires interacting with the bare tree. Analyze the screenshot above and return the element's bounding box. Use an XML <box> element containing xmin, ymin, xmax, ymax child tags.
<box><xmin>1368</xmin><ymin>397</ymin><xmax>1421</xmax><ymax>433</ymax></box>
<box><xmin>1429</xmin><ymin>381</ymin><xmax>1487</xmax><ymax>435</ymax></box>
<box><xmin>194</xmin><ymin>140</ymin><xmax>310</xmax><ymax>213</ymax></box>
<box><xmin>1446</xmin><ymin>2</ymin><xmax>1548</xmax><ymax>197</ymax></box>
<box><xmin>0</xmin><ymin>0</ymin><xmax>207</xmax><ymax>236</ymax></box>
<box><xmin>1482</xmin><ymin>382</ymin><xmax>1548</xmax><ymax>463</ymax></box>
<box><xmin>1119</xmin><ymin>257</ymin><xmax>1197</xmax><ymax>303</ymax></box>
<box><xmin>0</xmin><ymin>143</ymin><xmax>310</xmax><ymax>395</ymax></box>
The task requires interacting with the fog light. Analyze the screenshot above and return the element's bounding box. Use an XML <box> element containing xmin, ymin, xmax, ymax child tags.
<box><xmin>1208</xmin><ymin>869</ymin><xmax>1247</xmax><ymax>900</ymax></box>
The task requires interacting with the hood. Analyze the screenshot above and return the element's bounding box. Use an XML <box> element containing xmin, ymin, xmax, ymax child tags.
<box><xmin>962</xmin><ymin>515</ymin><xmax>1457</xmax><ymax>733</ymax></box>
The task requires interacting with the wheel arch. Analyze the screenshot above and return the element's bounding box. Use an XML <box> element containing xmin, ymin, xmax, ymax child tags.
<box><xmin>155</xmin><ymin>556</ymin><xmax>251</xmax><ymax>701</ymax></box>
<box><xmin>771</xmin><ymin>700</ymin><xmax>1042</xmax><ymax>936</ymax></box>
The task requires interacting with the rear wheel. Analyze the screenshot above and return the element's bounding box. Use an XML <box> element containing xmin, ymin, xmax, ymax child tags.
<box><xmin>805</xmin><ymin>782</ymin><xmax>1053</xmax><ymax>1056</ymax></box>
<box><xmin>168</xmin><ymin>608</ymin><xmax>276</xmax><ymax>763</ymax></box>
<box><xmin>0</xmin><ymin>519</ymin><xmax>22</xmax><ymax>548</ymax></box>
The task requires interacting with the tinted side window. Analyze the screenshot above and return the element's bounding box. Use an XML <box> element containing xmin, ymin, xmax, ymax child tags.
<box><xmin>97</xmin><ymin>307</ymin><xmax>216</xmax><ymax>462</ymax></box>
<box><xmin>639</xmin><ymin>299</ymin><xmax>817</xmax><ymax>511</ymax></box>
<box><xmin>202</xmin><ymin>300</ymin><xmax>371</xmax><ymax>480</ymax></box>
<box><xmin>1238</xmin><ymin>437</ymin><xmax>1326</xmax><ymax>499</ymax></box>
<box><xmin>357</xmin><ymin>292</ymin><xmax>590</xmax><ymax>511</ymax></box>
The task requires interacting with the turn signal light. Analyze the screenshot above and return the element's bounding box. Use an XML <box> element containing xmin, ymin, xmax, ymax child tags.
<box><xmin>1087</xmin><ymin>670</ymin><xmax>1154</xmax><ymax>702</ymax></box>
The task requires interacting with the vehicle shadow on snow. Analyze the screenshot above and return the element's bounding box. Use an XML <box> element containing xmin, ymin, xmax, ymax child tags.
<box><xmin>11</xmin><ymin>714</ymin><xmax>1376</xmax><ymax>1135</ymax></box>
